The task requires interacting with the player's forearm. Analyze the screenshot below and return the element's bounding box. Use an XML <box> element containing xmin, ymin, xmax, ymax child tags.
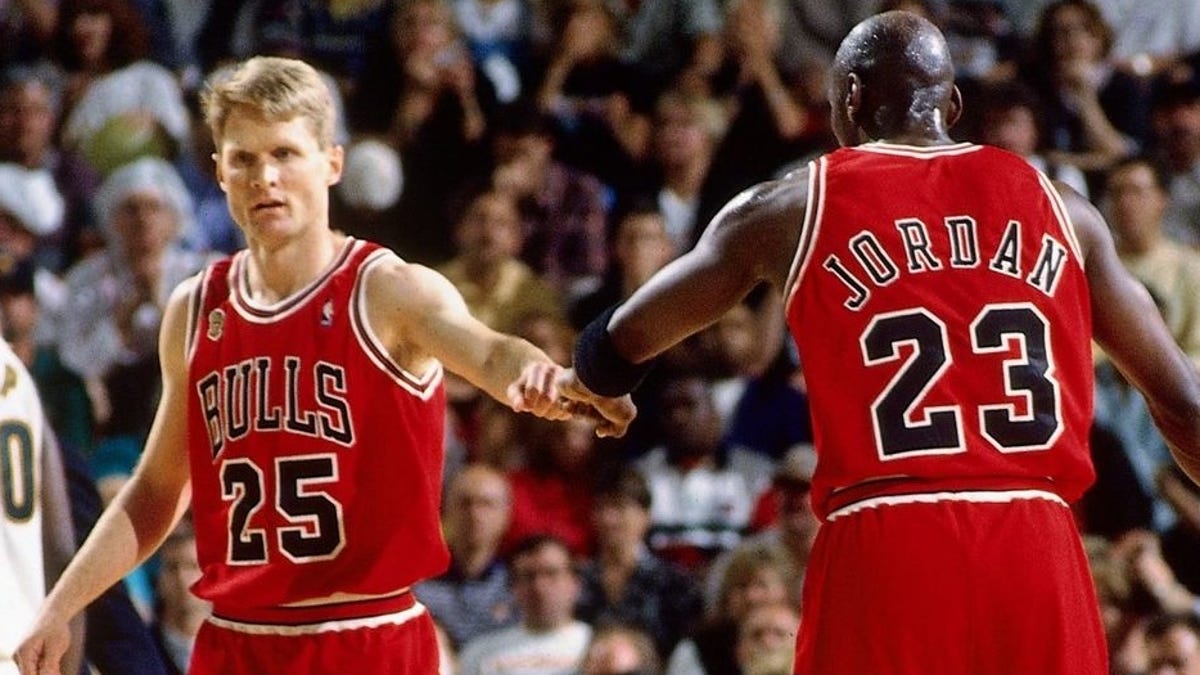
<box><xmin>480</xmin><ymin>335</ymin><xmax>556</xmax><ymax>404</ymax></box>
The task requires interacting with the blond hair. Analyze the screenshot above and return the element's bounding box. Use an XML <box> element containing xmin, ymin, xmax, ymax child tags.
<box><xmin>201</xmin><ymin>56</ymin><xmax>336</xmax><ymax>149</ymax></box>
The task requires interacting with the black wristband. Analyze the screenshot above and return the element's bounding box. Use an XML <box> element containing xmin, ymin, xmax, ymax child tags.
<box><xmin>574</xmin><ymin>305</ymin><xmax>653</xmax><ymax>397</ymax></box>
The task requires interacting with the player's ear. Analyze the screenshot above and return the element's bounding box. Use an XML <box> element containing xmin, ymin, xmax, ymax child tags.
<box><xmin>845</xmin><ymin>73</ymin><xmax>863</xmax><ymax>125</ymax></box>
<box><xmin>947</xmin><ymin>85</ymin><xmax>964</xmax><ymax>129</ymax></box>
<box><xmin>327</xmin><ymin>143</ymin><xmax>344</xmax><ymax>186</ymax></box>
<box><xmin>212</xmin><ymin>152</ymin><xmax>227</xmax><ymax>191</ymax></box>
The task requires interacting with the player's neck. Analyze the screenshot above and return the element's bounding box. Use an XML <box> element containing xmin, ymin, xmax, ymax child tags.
<box><xmin>243</xmin><ymin>229</ymin><xmax>346</xmax><ymax>303</ymax></box>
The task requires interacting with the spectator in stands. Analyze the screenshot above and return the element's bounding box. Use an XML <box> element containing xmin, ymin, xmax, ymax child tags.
<box><xmin>1103</xmin><ymin>157</ymin><xmax>1200</xmax><ymax>365</ymax></box>
<box><xmin>1144</xmin><ymin>612</ymin><xmax>1200</xmax><ymax>675</ymax></box>
<box><xmin>1025</xmin><ymin>0</ymin><xmax>1148</xmax><ymax>174</ymax></box>
<box><xmin>581</xmin><ymin>621</ymin><xmax>663</xmax><ymax>675</ymax></box>
<box><xmin>453</xmin><ymin>0</ymin><xmax>532</xmax><ymax>103</ymax></box>
<box><xmin>0</xmin><ymin>162</ymin><xmax>66</xmax><ymax>275</ymax></box>
<box><xmin>351</xmin><ymin>0</ymin><xmax>495</xmax><ymax>263</ymax></box>
<box><xmin>458</xmin><ymin>534</ymin><xmax>592</xmax><ymax>675</ymax></box>
<box><xmin>735</xmin><ymin>602</ymin><xmax>800</xmax><ymax>675</ymax></box>
<box><xmin>707</xmin><ymin>444</ymin><xmax>818</xmax><ymax>610</ymax></box>
<box><xmin>644</xmin><ymin>89</ymin><xmax>727</xmax><ymax>251</ymax></box>
<box><xmin>666</xmin><ymin>543</ymin><xmax>791</xmax><ymax>675</ymax></box>
<box><xmin>1149</xmin><ymin>78</ymin><xmax>1200</xmax><ymax>246</ymax></box>
<box><xmin>0</xmin><ymin>67</ymin><xmax>101</xmax><ymax>269</ymax></box>
<box><xmin>417</xmin><ymin>464</ymin><xmax>519</xmax><ymax>650</ymax></box>
<box><xmin>976</xmin><ymin>80</ymin><xmax>1090</xmax><ymax>197</ymax></box>
<box><xmin>488</xmin><ymin>104</ymin><xmax>609</xmax><ymax>291</ymax></box>
<box><xmin>151</xmin><ymin>519</ymin><xmax>210</xmax><ymax>674</ymax></box>
<box><xmin>576</xmin><ymin>467</ymin><xmax>703</xmax><ymax>657</ymax></box>
<box><xmin>438</xmin><ymin>190</ymin><xmax>563</xmax><ymax>334</ymax></box>
<box><xmin>570</xmin><ymin>203</ymin><xmax>675</xmax><ymax>331</ymax></box>
<box><xmin>54</xmin><ymin>0</ymin><xmax>191</xmax><ymax>176</ymax></box>
<box><xmin>634</xmin><ymin>373</ymin><xmax>774</xmax><ymax>571</ymax></box>
<box><xmin>505</xmin><ymin>414</ymin><xmax>598</xmax><ymax>556</ymax></box>
<box><xmin>535</xmin><ymin>0</ymin><xmax>653</xmax><ymax>193</ymax></box>
<box><xmin>56</xmin><ymin>157</ymin><xmax>209</xmax><ymax>504</ymax></box>
<box><xmin>609</xmin><ymin>0</ymin><xmax>722</xmax><ymax>98</ymax></box>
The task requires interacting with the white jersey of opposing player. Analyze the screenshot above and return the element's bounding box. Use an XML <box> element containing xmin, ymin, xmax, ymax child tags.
<box><xmin>0</xmin><ymin>340</ymin><xmax>46</xmax><ymax>674</ymax></box>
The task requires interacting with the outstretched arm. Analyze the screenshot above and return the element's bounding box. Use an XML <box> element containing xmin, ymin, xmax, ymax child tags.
<box><xmin>365</xmin><ymin>257</ymin><xmax>634</xmax><ymax>436</ymax></box>
<box><xmin>17</xmin><ymin>278</ymin><xmax>196</xmax><ymax>675</ymax></box>
<box><xmin>1060</xmin><ymin>182</ymin><xmax>1200</xmax><ymax>482</ymax></box>
<box><xmin>569</xmin><ymin>172</ymin><xmax>807</xmax><ymax>400</ymax></box>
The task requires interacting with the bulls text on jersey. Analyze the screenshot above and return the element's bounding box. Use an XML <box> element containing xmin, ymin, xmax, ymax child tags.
<box><xmin>195</xmin><ymin>356</ymin><xmax>355</xmax><ymax>458</ymax></box>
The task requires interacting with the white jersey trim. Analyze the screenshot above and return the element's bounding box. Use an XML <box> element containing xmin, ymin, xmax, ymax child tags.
<box><xmin>1036</xmin><ymin>172</ymin><xmax>1086</xmax><ymax>269</ymax></box>
<box><xmin>206</xmin><ymin>602</ymin><xmax>427</xmax><ymax>636</ymax></box>
<box><xmin>826</xmin><ymin>488</ymin><xmax>1067</xmax><ymax>521</ymax></box>
<box><xmin>229</xmin><ymin>238</ymin><xmax>364</xmax><ymax>324</ymax></box>
<box><xmin>855</xmin><ymin>142</ymin><xmax>982</xmax><ymax>159</ymax></box>
<box><xmin>784</xmin><ymin>156</ymin><xmax>827</xmax><ymax>308</ymax></box>
<box><xmin>185</xmin><ymin>267</ymin><xmax>212</xmax><ymax>366</ymax></box>
<box><xmin>350</xmin><ymin>250</ymin><xmax>443</xmax><ymax>400</ymax></box>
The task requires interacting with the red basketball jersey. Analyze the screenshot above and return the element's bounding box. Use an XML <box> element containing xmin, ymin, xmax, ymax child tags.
<box><xmin>785</xmin><ymin>143</ymin><xmax>1095</xmax><ymax>519</ymax></box>
<box><xmin>185</xmin><ymin>238</ymin><xmax>449</xmax><ymax>621</ymax></box>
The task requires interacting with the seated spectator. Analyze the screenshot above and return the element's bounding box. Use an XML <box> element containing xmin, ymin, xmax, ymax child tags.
<box><xmin>417</xmin><ymin>463</ymin><xmax>519</xmax><ymax>649</ymax></box>
<box><xmin>534</xmin><ymin>0</ymin><xmax>653</xmax><ymax>193</ymax></box>
<box><xmin>576</xmin><ymin>467</ymin><xmax>703</xmax><ymax>657</ymax></box>
<box><xmin>56</xmin><ymin>157</ymin><xmax>210</xmax><ymax>502</ymax></box>
<box><xmin>1024</xmin><ymin>0</ymin><xmax>1149</xmax><ymax>174</ymax></box>
<box><xmin>609</xmin><ymin>0</ymin><xmax>722</xmax><ymax>97</ymax></box>
<box><xmin>645</xmin><ymin>89</ymin><xmax>728</xmax><ymax>251</ymax></box>
<box><xmin>152</xmin><ymin>518</ymin><xmax>210</xmax><ymax>674</ymax></box>
<box><xmin>634</xmin><ymin>373</ymin><xmax>774</xmax><ymax>571</ymax></box>
<box><xmin>505</xmin><ymin>414</ymin><xmax>598</xmax><ymax>556</ymax></box>
<box><xmin>55</xmin><ymin>0</ymin><xmax>191</xmax><ymax>176</ymax></box>
<box><xmin>570</xmin><ymin>203</ymin><xmax>675</xmax><ymax>331</ymax></box>
<box><xmin>437</xmin><ymin>190</ymin><xmax>563</xmax><ymax>333</ymax></box>
<box><xmin>0</xmin><ymin>66</ymin><xmax>102</xmax><ymax>269</ymax></box>
<box><xmin>1144</xmin><ymin>613</ymin><xmax>1200</xmax><ymax>675</ymax></box>
<box><xmin>736</xmin><ymin>602</ymin><xmax>800</xmax><ymax>675</ymax></box>
<box><xmin>0</xmin><ymin>162</ymin><xmax>66</xmax><ymax>274</ymax></box>
<box><xmin>581</xmin><ymin>621</ymin><xmax>664</xmax><ymax>675</ymax></box>
<box><xmin>488</xmin><ymin>104</ymin><xmax>609</xmax><ymax>292</ymax></box>
<box><xmin>0</xmin><ymin>261</ymin><xmax>93</xmax><ymax>457</ymax></box>
<box><xmin>1102</xmin><ymin>157</ymin><xmax>1200</xmax><ymax>366</ymax></box>
<box><xmin>1149</xmin><ymin>78</ymin><xmax>1200</xmax><ymax>246</ymax></box>
<box><xmin>666</xmin><ymin>543</ymin><xmax>792</xmax><ymax>675</ymax></box>
<box><xmin>708</xmin><ymin>444</ymin><xmax>818</xmax><ymax>611</ymax></box>
<box><xmin>351</xmin><ymin>0</ymin><xmax>496</xmax><ymax>263</ymax></box>
<box><xmin>975</xmin><ymin>81</ymin><xmax>1090</xmax><ymax>198</ymax></box>
<box><xmin>458</xmin><ymin>534</ymin><xmax>592</xmax><ymax>675</ymax></box>
<box><xmin>453</xmin><ymin>0</ymin><xmax>532</xmax><ymax>103</ymax></box>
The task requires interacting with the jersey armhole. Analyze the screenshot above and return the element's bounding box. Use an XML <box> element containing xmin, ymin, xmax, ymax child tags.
<box><xmin>184</xmin><ymin>266</ymin><xmax>212</xmax><ymax>365</ymax></box>
<box><xmin>1036</xmin><ymin>171</ymin><xmax>1086</xmax><ymax>269</ymax></box>
<box><xmin>349</xmin><ymin>251</ymin><xmax>444</xmax><ymax>400</ymax></box>
<box><xmin>784</xmin><ymin>156</ymin><xmax>827</xmax><ymax>307</ymax></box>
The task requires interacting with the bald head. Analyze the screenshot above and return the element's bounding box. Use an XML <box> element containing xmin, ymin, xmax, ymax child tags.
<box><xmin>829</xmin><ymin>11</ymin><xmax>960</xmax><ymax>145</ymax></box>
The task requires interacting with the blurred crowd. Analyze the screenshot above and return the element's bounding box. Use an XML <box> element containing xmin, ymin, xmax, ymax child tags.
<box><xmin>4</xmin><ymin>0</ymin><xmax>1200</xmax><ymax>673</ymax></box>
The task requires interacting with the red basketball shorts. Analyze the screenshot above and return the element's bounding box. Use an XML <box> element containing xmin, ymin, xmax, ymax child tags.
<box><xmin>794</xmin><ymin>490</ymin><xmax>1107</xmax><ymax>675</ymax></box>
<box><xmin>188</xmin><ymin>601</ymin><xmax>439</xmax><ymax>674</ymax></box>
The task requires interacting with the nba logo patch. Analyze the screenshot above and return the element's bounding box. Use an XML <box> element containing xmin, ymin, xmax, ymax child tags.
<box><xmin>207</xmin><ymin>309</ymin><xmax>225</xmax><ymax>341</ymax></box>
<box><xmin>321</xmin><ymin>300</ymin><xmax>334</xmax><ymax>327</ymax></box>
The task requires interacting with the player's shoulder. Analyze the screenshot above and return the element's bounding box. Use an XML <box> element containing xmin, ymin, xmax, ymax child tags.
<box><xmin>361</xmin><ymin>251</ymin><xmax>463</xmax><ymax>316</ymax></box>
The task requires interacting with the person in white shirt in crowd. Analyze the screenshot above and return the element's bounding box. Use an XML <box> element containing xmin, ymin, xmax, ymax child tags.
<box><xmin>457</xmin><ymin>534</ymin><xmax>592</xmax><ymax>675</ymax></box>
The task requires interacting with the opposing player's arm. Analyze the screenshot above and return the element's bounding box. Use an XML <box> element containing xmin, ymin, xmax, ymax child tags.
<box><xmin>1059</xmin><ymin>182</ymin><xmax>1200</xmax><ymax>482</ymax></box>
<box><xmin>366</xmin><ymin>258</ymin><xmax>633</xmax><ymax>434</ymax></box>
<box><xmin>606</xmin><ymin>171</ymin><xmax>808</xmax><ymax>365</ymax></box>
<box><xmin>17</xmin><ymin>276</ymin><xmax>196</xmax><ymax>675</ymax></box>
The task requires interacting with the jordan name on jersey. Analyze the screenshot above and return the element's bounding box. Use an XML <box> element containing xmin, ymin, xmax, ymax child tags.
<box><xmin>195</xmin><ymin>356</ymin><xmax>354</xmax><ymax>458</ymax></box>
<box><xmin>822</xmin><ymin>217</ymin><xmax>1072</xmax><ymax>312</ymax></box>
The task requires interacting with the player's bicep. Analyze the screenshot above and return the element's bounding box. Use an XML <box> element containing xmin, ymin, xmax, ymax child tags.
<box><xmin>377</xmin><ymin>262</ymin><xmax>511</xmax><ymax>386</ymax></box>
